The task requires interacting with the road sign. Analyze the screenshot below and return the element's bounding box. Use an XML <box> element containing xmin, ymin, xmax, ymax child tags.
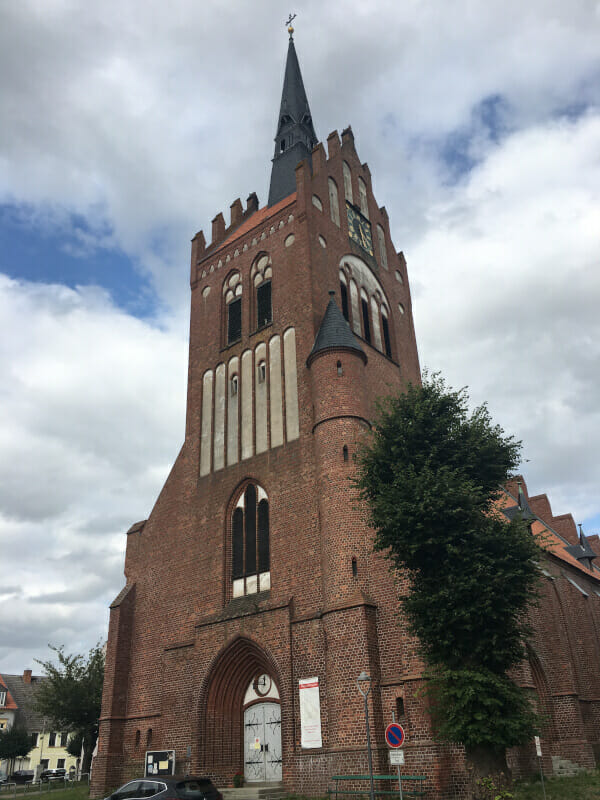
<box><xmin>389</xmin><ymin>750</ymin><xmax>405</xmax><ymax>766</ymax></box>
<box><xmin>385</xmin><ymin>722</ymin><xmax>405</xmax><ymax>748</ymax></box>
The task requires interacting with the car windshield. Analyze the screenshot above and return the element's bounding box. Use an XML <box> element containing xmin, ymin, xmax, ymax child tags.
<box><xmin>175</xmin><ymin>780</ymin><xmax>215</xmax><ymax>798</ymax></box>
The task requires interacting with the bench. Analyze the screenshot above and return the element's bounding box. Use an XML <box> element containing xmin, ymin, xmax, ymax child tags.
<box><xmin>328</xmin><ymin>774</ymin><xmax>427</xmax><ymax>799</ymax></box>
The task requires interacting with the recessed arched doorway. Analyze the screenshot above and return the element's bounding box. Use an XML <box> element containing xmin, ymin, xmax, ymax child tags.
<box><xmin>199</xmin><ymin>636</ymin><xmax>283</xmax><ymax>785</ymax></box>
<box><xmin>243</xmin><ymin>674</ymin><xmax>282</xmax><ymax>782</ymax></box>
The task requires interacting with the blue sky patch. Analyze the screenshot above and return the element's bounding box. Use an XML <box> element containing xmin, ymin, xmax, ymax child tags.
<box><xmin>0</xmin><ymin>203</ymin><xmax>157</xmax><ymax>318</ymax></box>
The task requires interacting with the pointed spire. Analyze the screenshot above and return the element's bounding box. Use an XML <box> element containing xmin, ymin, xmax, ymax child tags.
<box><xmin>565</xmin><ymin>523</ymin><xmax>597</xmax><ymax>569</ymax></box>
<box><xmin>268</xmin><ymin>27</ymin><xmax>318</xmax><ymax>206</ymax></box>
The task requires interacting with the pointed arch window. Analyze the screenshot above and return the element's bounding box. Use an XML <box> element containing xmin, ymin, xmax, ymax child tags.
<box><xmin>251</xmin><ymin>255</ymin><xmax>273</xmax><ymax>330</ymax></box>
<box><xmin>328</xmin><ymin>178</ymin><xmax>340</xmax><ymax>227</ymax></box>
<box><xmin>232</xmin><ymin>483</ymin><xmax>270</xmax><ymax>597</ymax></box>
<box><xmin>343</xmin><ymin>161</ymin><xmax>353</xmax><ymax>203</ymax></box>
<box><xmin>360</xmin><ymin>290</ymin><xmax>371</xmax><ymax>344</ymax></box>
<box><xmin>339</xmin><ymin>272</ymin><xmax>350</xmax><ymax>322</ymax></box>
<box><xmin>224</xmin><ymin>272</ymin><xmax>243</xmax><ymax>345</ymax></box>
<box><xmin>377</xmin><ymin>224</ymin><xmax>388</xmax><ymax>270</ymax></box>
<box><xmin>358</xmin><ymin>177</ymin><xmax>369</xmax><ymax>218</ymax></box>
<box><xmin>381</xmin><ymin>307</ymin><xmax>392</xmax><ymax>358</ymax></box>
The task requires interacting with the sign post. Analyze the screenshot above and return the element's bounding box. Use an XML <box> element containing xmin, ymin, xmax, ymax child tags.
<box><xmin>386</xmin><ymin>717</ymin><xmax>405</xmax><ymax>800</ymax></box>
<box><xmin>534</xmin><ymin>737</ymin><xmax>547</xmax><ymax>800</ymax></box>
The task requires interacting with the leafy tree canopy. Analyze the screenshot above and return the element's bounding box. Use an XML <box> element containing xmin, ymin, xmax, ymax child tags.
<box><xmin>0</xmin><ymin>727</ymin><xmax>32</xmax><ymax>773</ymax></box>
<box><xmin>35</xmin><ymin>644</ymin><xmax>104</xmax><ymax>774</ymax></box>
<box><xmin>356</xmin><ymin>374</ymin><xmax>541</xmax><ymax>754</ymax></box>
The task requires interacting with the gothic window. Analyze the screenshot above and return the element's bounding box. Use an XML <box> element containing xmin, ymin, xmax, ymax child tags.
<box><xmin>223</xmin><ymin>272</ymin><xmax>243</xmax><ymax>345</ymax></box>
<box><xmin>358</xmin><ymin>177</ymin><xmax>369</xmax><ymax>218</ymax></box>
<box><xmin>381</xmin><ymin>308</ymin><xmax>392</xmax><ymax>358</ymax></box>
<box><xmin>377</xmin><ymin>224</ymin><xmax>388</xmax><ymax>269</ymax></box>
<box><xmin>251</xmin><ymin>254</ymin><xmax>273</xmax><ymax>330</ymax></box>
<box><xmin>343</xmin><ymin>161</ymin><xmax>353</xmax><ymax>203</ymax></box>
<box><xmin>340</xmin><ymin>279</ymin><xmax>349</xmax><ymax>321</ymax></box>
<box><xmin>257</xmin><ymin>281</ymin><xmax>272</xmax><ymax>328</ymax></box>
<box><xmin>232</xmin><ymin>483</ymin><xmax>270</xmax><ymax>598</ymax></box>
<box><xmin>361</xmin><ymin>291</ymin><xmax>371</xmax><ymax>344</ymax></box>
<box><xmin>328</xmin><ymin>178</ymin><xmax>340</xmax><ymax>227</ymax></box>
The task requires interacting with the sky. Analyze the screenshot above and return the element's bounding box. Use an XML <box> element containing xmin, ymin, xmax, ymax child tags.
<box><xmin>0</xmin><ymin>0</ymin><xmax>599</xmax><ymax>674</ymax></box>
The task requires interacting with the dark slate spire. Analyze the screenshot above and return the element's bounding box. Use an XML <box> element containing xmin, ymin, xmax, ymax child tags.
<box><xmin>307</xmin><ymin>293</ymin><xmax>366</xmax><ymax>366</ymax></box>
<box><xmin>565</xmin><ymin>524</ymin><xmax>598</xmax><ymax>570</ymax></box>
<box><xmin>503</xmin><ymin>482</ymin><xmax>536</xmax><ymax>524</ymax></box>
<box><xmin>268</xmin><ymin>29</ymin><xmax>318</xmax><ymax>207</ymax></box>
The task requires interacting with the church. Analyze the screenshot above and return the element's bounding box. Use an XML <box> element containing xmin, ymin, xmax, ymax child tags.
<box><xmin>92</xmin><ymin>27</ymin><xmax>600</xmax><ymax>800</ymax></box>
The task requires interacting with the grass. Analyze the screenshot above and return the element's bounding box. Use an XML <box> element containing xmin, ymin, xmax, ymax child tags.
<box><xmin>512</xmin><ymin>769</ymin><xmax>600</xmax><ymax>800</ymax></box>
<box><xmin>0</xmin><ymin>784</ymin><xmax>90</xmax><ymax>800</ymax></box>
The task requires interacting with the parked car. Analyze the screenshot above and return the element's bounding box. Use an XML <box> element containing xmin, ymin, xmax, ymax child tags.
<box><xmin>0</xmin><ymin>770</ymin><xmax>8</xmax><ymax>784</ymax></box>
<box><xmin>104</xmin><ymin>776</ymin><xmax>223</xmax><ymax>800</ymax></box>
<box><xmin>40</xmin><ymin>768</ymin><xmax>67</xmax><ymax>783</ymax></box>
<box><xmin>10</xmin><ymin>770</ymin><xmax>34</xmax><ymax>784</ymax></box>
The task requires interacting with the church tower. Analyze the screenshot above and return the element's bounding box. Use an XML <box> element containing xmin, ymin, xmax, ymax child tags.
<box><xmin>92</xmin><ymin>26</ymin><xmax>429</xmax><ymax>798</ymax></box>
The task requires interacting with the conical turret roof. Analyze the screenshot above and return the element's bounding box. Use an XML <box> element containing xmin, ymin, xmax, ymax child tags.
<box><xmin>308</xmin><ymin>294</ymin><xmax>366</xmax><ymax>365</ymax></box>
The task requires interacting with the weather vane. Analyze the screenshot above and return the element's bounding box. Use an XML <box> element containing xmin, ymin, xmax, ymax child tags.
<box><xmin>286</xmin><ymin>13</ymin><xmax>296</xmax><ymax>37</ymax></box>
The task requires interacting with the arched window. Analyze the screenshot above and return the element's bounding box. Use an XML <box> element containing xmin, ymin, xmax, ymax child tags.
<box><xmin>251</xmin><ymin>255</ymin><xmax>273</xmax><ymax>330</ymax></box>
<box><xmin>232</xmin><ymin>483</ymin><xmax>270</xmax><ymax>597</ymax></box>
<box><xmin>328</xmin><ymin>178</ymin><xmax>340</xmax><ymax>227</ymax></box>
<box><xmin>339</xmin><ymin>272</ymin><xmax>350</xmax><ymax>322</ymax></box>
<box><xmin>358</xmin><ymin>177</ymin><xmax>369</xmax><ymax>218</ymax></box>
<box><xmin>135</xmin><ymin>730</ymin><xmax>140</xmax><ymax>747</ymax></box>
<box><xmin>360</xmin><ymin>290</ymin><xmax>371</xmax><ymax>344</ymax></box>
<box><xmin>381</xmin><ymin>307</ymin><xmax>392</xmax><ymax>358</ymax></box>
<box><xmin>223</xmin><ymin>272</ymin><xmax>242</xmax><ymax>345</ymax></box>
<box><xmin>343</xmin><ymin>161</ymin><xmax>353</xmax><ymax>203</ymax></box>
<box><xmin>377</xmin><ymin>224</ymin><xmax>388</xmax><ymax>269</ymax></box>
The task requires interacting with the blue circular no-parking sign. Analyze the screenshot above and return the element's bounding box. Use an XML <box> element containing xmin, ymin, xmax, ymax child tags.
<box><xmin>385</xmin><ymin>722</ymin><xmax>405</xmax><ymax>748</ymax></box>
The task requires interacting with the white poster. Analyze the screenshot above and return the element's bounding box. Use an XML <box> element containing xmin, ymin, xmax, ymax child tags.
<box><xmin>299</xmin><ymin>677</ymin><xmax>322</xmax><ymax>748</ymax></box>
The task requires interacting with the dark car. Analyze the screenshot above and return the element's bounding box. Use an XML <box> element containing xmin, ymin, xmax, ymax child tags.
<box><xmin>104</xmin><ymin>776</ymin><xmax>223</xmax><ymax>800</ymax></box>
<box><xmin>10</xmin><ymin>770</ymin><xmax>34</xmax><ymax>784</ymax></box>
<box><xmin>40</xmin><ymin>768</ymin><xmax>68</xmax><ymax>782</ymax></box>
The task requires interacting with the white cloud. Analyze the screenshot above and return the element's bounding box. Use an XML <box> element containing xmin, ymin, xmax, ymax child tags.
<box><xmin>0</xmin><ymin>275</ymin><xmax>186</xmax><ymax>671</ymax></box>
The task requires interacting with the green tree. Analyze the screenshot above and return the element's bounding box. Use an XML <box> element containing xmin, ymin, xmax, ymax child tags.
<box><xmin>0</xmin><ymin>727</ymin><xmax>32</xmax><ymax>776</ymax></box>
<box><xmin>66</xmin><ymin>730</ymin><xmax>84</xmax><ymax>760</ymax></box>
<box><xmin>356</xmin><ymin>374</ymin><xmax>541</xmax><ymax>772</ymax></box>
<box><xmin>35</xmin><ymin>644</ymin><xmax>104</xmax><ymax>776</ymax></box>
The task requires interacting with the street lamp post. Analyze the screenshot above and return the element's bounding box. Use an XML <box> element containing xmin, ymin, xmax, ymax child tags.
<box><xmin>357</xmin><ymin>672</ymin><xmax>376</xmax><ymax>800</ymax></box>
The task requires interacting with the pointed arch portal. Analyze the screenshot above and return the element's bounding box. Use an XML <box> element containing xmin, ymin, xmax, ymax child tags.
<box><xmin>199</xmin><ymin>636</ymin><xmax>282</xmax><ymax>783</ymax></box>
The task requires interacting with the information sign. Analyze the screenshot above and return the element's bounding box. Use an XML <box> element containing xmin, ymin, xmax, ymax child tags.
<box><xmin>389</xmin><ymin>750</ymin><xmax>405</xmax><ymax>766</ymax></box>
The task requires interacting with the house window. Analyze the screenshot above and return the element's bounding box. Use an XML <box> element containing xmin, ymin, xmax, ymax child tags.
<box><xmin>40</xmin><ymin>759</ymin><xmax>49</xmax><ymax>771</ymax></box>
<box><xmin>257</xmin><ymin>281</ymin><xmax>272</xmax><ymax>328</ymax></box>
<box><xmin>352</xmin><ymin>557</ymin><xmax>358</xmax><ymax>577</ymax></box>
<box><xmin>147</xmin><ymin>728</ymin><xmax>153</xmax><ymax>746</ymax></box>
<box><xmin>57</xmin><ymin>759</ymin><xmax>65</xmax><ymax>769</ymax></box>
<box><xmin>343</xmin><ymin>445</ymin><xmax>349</xmax><ymax>462</ymax></box>
<box><xmin>230</xmin><ymin>374</ymin><xmax>238</xmax><ymax>396</ymax></box>
<box><xmin>358</xmin><ymin>177</ymin><xmax>369</xmax><ymax>218</ymax></box>
<box><xmin>30</xmin><ymin>732</ymin><xmax>38</xmax><ymax>748</ymax></box>
<box><xmin>135</xmin><ymin>730</ymin><xmax>141</xmax><ymax>747</ymax></box>
<box><xmin>343</xmin><ymin>161</ymin><xmax>353</xmax><ymax>203</ymax></box>
<box><xmin>328</xmin><ymin>178</ymin><xmax>340</xmax><ymax>227</ymax></box>
<box><xmin>60</xmin><ymin>732</ymin><xmax>68</xmax><ymax>747</ymax></box>
<box><xmin>257</xmin><ymin>361</ymin><xmax>267</xmax><ymax>383</ymax></box>
<box><xmin>232</xmin><ymin>483</ymin><xmax>270</xmax><ymax>598</ymax></box>
<box><xmin>49</xmin><ymin>732</ymin><xmax>57</xmax><ymax>747</ymax></box>
<box><xmin>0</xmin><ymin>691</ymin><xmax>5</xmax><ymax>707</ymax></box>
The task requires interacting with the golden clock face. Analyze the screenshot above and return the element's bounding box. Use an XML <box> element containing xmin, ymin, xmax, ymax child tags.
<box><xmin>346</xmin><ymin>202</ymin><xmax>373</xmax><ymax>255</ymax></box>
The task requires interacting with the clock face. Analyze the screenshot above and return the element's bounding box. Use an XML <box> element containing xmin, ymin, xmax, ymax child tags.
<box><xmin>346</xmin><ymin>202</ymin><xmax>374</xmax><ymax>256</ymax></box>
<box><xmin>253</xmin><ymin>674</ymin><xmax>272</xmax><ymax>697</ymax></box>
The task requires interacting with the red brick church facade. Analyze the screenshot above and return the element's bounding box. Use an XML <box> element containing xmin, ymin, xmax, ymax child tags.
<box><xmin>92</xmin><ymin>32</ymin><xmax>600</xmax><ymax>800</ymax></box>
